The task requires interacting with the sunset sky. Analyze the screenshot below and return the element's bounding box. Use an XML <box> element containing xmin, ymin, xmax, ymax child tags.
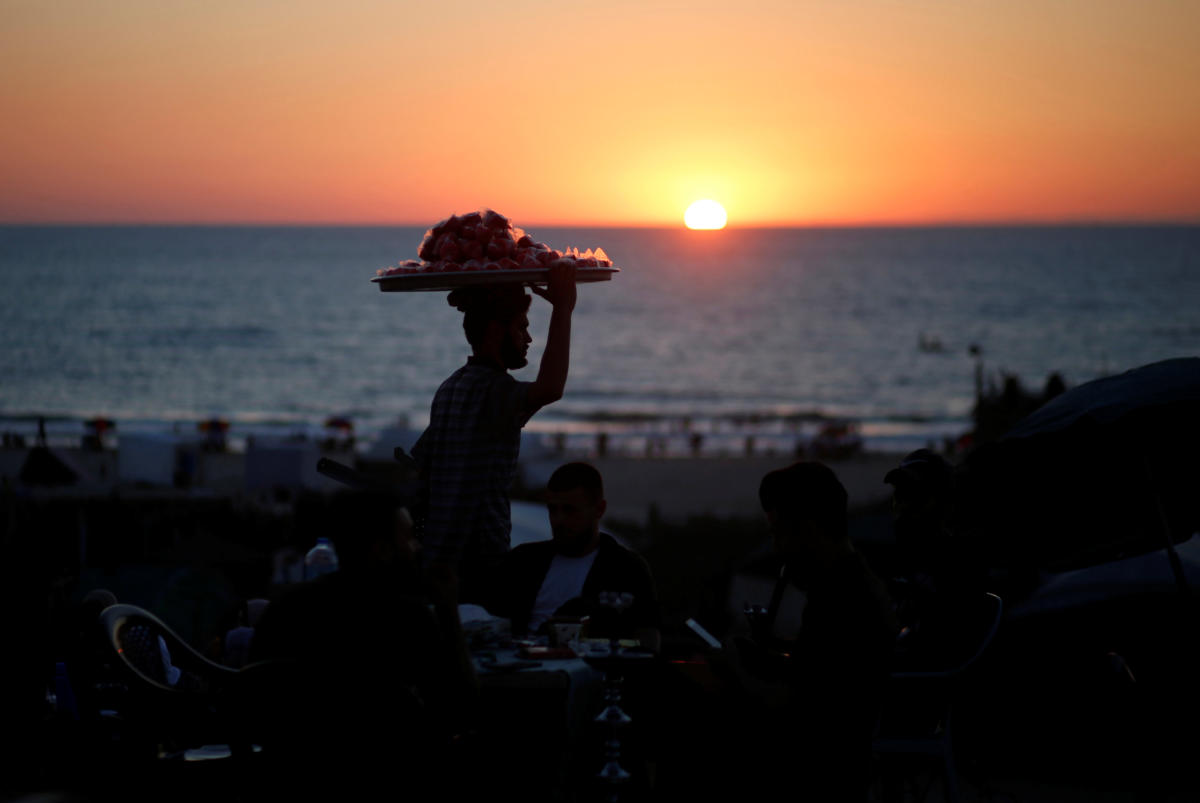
<box><xmin>2</xmin><ymin>1</ymin><xmax>1198</xmax><ymax>226</ymax></box>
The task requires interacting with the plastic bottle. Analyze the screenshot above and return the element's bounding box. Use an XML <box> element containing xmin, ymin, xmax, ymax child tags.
<box><xmin>304</xmin><ymin>537</ymin><xmax>339</xmax><ymax>580</ymax></box>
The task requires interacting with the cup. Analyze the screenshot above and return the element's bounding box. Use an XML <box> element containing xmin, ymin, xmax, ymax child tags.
<box><xmin>548</xmin><ymin>616</ymin><xmax>589</xmax><ymax>648</ymax></box>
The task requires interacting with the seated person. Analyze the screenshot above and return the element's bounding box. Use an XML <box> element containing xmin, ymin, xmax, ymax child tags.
<box><xmin>248</xmin><ymin>492</ymin><xmax>477</xmax><ymax>797</ymax></box>
<box><xmin>884</xmin><ymin>448</ymin><xmax>986</xmax><ymax>667</ymax></box>
<box><xmin>885</xmin><ymin>447</ymin><xmax>961</xmax><ymax>599</ymax></box>
<box><xmin>729</xmin><ymin>462</ymin><xmax>899</xmax><ymax>802</ymax></box>
<box><xmin>222</xmin><ymin>597</ymin><xmax>269</xmax><ymax>669</ymax></box>
<box><xmin>490</xmin><ymin>462</ymin><xmax>658</xmax><ymax>648</ymax></box>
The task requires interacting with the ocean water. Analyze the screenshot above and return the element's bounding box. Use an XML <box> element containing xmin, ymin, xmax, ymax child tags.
<box><xmin>2</xmin><ymin>224</ymin><xmax>1198</xmax><ymax>455</ymax></box>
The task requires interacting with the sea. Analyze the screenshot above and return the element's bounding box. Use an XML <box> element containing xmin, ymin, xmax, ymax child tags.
<box><xmin>2</xmin><ymin>224</ymin><xmax>1198</xmax><ymax>457</ymax></box>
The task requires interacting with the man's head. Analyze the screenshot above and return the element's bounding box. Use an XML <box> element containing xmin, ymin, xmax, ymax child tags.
<box><xmin>759</xmin><ymin>461</ymin><xmax>849</xmax><ymax>558</ymax></box>
<box><xmin>884</xmin><ymin>448</ymin><xmax>954</xmax><ymax>527</ymax></box>
<box><xmin>545</xmin><ymin>462</ymin><xmax>607</xmax><ymax>557</ymax></box>
<box><xmin>448</xmin><ymin>285</ymin><xmax>533</xmax><ymax>369</ymax></box>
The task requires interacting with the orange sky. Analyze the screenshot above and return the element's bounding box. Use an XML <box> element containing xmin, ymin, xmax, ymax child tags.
<box><xmin>2</xmin><ymin>0</ymin><xmax>1198</xmax><ymax>226</ymax></box>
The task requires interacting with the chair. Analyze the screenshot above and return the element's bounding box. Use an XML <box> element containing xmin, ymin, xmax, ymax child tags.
<box><xmin>98</xmin><ymin>603</ymin><xmax>247</xmax><ymax>762</ymax></box>
<box><xmin>872</xmin><ymin>592</ymin><xmax>1003</xmax><ymax>803</ymax></box>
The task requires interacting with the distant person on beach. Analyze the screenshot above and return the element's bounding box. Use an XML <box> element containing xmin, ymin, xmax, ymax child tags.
<box><xmin>722</xmin><ymin>462</ymin><xmax>898</xmax><ymax>801</ymax></box>
<box><xmin>489</xmin><ymin>462</ymin><xmax>658</xmax><ymax>646</ymax></box>
<box><xmin>412</xmin><ymin>262</ymin><xmax>577</xmax><ymax>603</ymax></box>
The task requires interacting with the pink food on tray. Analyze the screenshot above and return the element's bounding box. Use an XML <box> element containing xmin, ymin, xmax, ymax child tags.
<box><xmin>376</xmin><ymin>209</ymin><xmax>613</xmax><ymax>278</ymax></box>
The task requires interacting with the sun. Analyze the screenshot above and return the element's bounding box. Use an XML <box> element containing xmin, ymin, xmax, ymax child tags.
<box><xmin>684</xmin><ymin>200</ymin><xmax>728</xmax><ymax>230</ymax></box>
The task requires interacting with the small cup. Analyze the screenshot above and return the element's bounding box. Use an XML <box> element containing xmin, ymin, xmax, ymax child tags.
<box><xmin>547</xmin><ymin>616</ymin><xmax>589</xmax><ymax>647</ymax></box>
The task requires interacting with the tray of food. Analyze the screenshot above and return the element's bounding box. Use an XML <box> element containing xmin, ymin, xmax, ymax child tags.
<box><xmin>372</xmin><ymin>209</ymin><xmax>619</xmax><ymax>292</ymax></box>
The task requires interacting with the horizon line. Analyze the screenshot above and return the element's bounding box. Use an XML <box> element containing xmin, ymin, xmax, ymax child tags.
<box><xmin>3</xmin><ymin>217</ymin><xmax>1199</xmax><ymax>229</ymax></box>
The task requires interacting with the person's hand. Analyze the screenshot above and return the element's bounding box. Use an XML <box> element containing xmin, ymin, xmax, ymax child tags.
<box><xmin>528</xmin><ymin>261</ymin><xmax>576</xmax><ymax>311</ymax></box>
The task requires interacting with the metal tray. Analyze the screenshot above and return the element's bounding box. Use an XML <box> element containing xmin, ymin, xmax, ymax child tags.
<box><xmin>373</xmin><ymin>266</ymin><xmax>618</xmax><ymax>292</ymax></box>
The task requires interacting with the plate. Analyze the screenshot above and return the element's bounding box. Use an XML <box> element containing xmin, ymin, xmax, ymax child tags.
<box><xmin>373</xmin><ymin>267</ymin><xmax>619</xmax><ymax>292</ymax></box>
<box><xmin>518</xmin><ymin>646</ymin><xmax>578</xmax><ymax>660</ymax></box>
<box><xmin>479</xmin><ymin>659</ymin><xmax>544</xmax><ymax>673</ymax></box>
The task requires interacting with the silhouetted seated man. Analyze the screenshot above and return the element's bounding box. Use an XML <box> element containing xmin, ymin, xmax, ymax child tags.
<box><xmin>489</xmin><ymin>462</ymin><xmax>659</xmax><ymax>648</ymax></box>
<box><xmin>248</xmin><ymin>492</ymin><xmax>477</xmax><ymax>800</ymax></box>
<box><xmin>884</xmin><ymin>448</ymin><xmax>986</xmax><ymax>666</ymax></box>
<box><xmin>727</xmin><ymin>461</ymin><xmax>899</xmax><ymax>802</ymax></box>
<box><xmin>886</xmin><ymin>448</ymin><xmax>960</xmax><ymax>596</ymax></box>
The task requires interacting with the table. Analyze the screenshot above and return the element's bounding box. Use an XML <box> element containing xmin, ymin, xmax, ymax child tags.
<box><xmin>466</xmin><ymin>647</ymin><xmax>606</xmax><ymax>798</ymax></box>
<box><xmin>474</xmin><ymin>647</ymin><xmax>602</xmax><ymax>690</ymax></box>
<box><xmin>473</xmin><ymin>647</ymin><xmax>606</xmax><ymax>750</ymax></box>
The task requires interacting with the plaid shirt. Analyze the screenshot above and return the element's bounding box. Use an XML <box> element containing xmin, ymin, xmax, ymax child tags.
<box><xmin>413</xmin><ymin>357</ymin><xmax>532</xmax><ymax>565</ymax></box>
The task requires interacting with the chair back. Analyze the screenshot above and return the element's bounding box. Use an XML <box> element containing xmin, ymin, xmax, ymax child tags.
<box><xmin>873</xmin><ymin>594</ymin><xmax>1002</xmax><ymax>803</ymax></box>
<box><xmin>98</xmin><ymin>602</ymin><xmax>247</xmax><ymax>761</ymax></box>
<box><xmin>954</xmin><ymin>592</ymin><xmax>1003</xmax><ymax>675</ymax></box>
<box><xmin>890</xmin><ymin>592</ymin><xmax>1003</xmax><ymax>680</ymax></box>
<box><xmin>100</xmin><ymin>603</ymin><xmax>237</xmax><ymax>693</ymax></box>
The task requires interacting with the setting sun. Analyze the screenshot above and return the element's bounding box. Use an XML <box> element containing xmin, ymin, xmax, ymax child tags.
<box><xmin>684</xmin><ymin>200</ymin><xmax>728</xmax><ymax>230</ymax></box>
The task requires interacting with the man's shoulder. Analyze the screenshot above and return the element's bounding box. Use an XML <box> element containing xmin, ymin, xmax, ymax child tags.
<box><xmin>507</xmin><ymin>539</ymin><xmax>557</xmax><ymax>572</ymax></box>
<box><xmin>450</xmin><ymin>360</ymin><xmax>525</xmax><ymax>382</ymax></box>
<box><xmin>435</xmin><ymin>363</ymin><xmax>484</xmax><ymax>392</ymax></box>
<box><xmin>597</xmin><ymin>532</ymin><xmax>639</xmax><ymax>554</ymax></box>
<box><xmin>511</xmin><ymin>539</ymin><xmax>556</xmax><ymax>558</ymax></box>
<box><xmin>596</xmin><ymin>534</ymin><xmax>653</xmax><ymax>574</ymax></box>
<box><xmin>434</xmin><ymin>363</ymin><xmax>528</xmax><ymax>408</ymax></box>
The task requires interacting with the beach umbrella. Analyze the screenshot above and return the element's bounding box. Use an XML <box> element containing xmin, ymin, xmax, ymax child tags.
<box><xmin>1003</xmin><ymin>358</ymin><xmax>1200</xmax><ymax>441</ymax></box>
<box><xmin>957</xmin><ymin>357</ymin><xmax>1200</xmax><ymax>586</ymax></box>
